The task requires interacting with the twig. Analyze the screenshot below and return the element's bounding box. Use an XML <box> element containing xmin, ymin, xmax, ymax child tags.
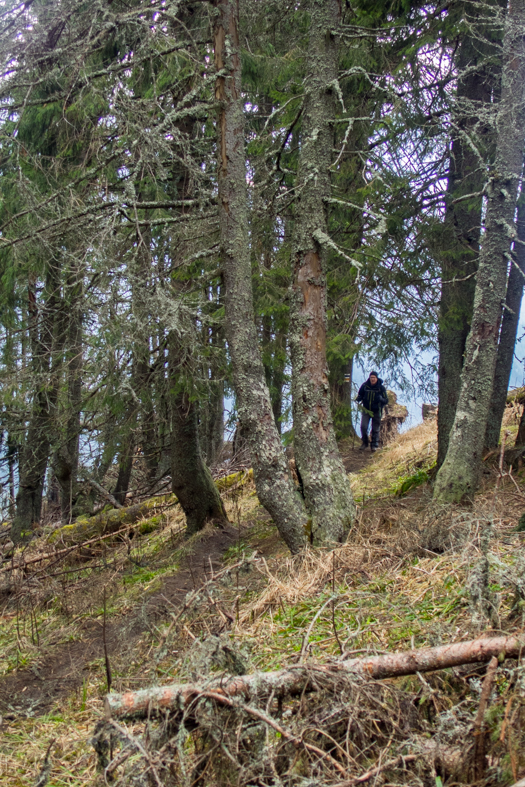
<box><xmin>332</xmin><ymin>552</ymin><xmax>344</xmax><ymax>655</ymax></box>
<box><xmin>299</xmin><ymin>594</ymin><xmax>342</xmax><ymax>662</ymax></box>
<box><xmin>332</xmin><ymin>753</ymin><xmax>418</xmax><ymax>785</ymax></box>
<box><xmin>108</xmin><ymin>720</ymin><xmax>163</xmax><ymax>787</ymax></box>
<box><xmin>34</xmin><ymin>738</ymin><xmax>56</xmax><ymax>787</ymax></box>
<box><xmin>154</xmin><ymin>558</ymin><xmax>249</xmax><ymax>657</ymax></box>
<box><xmin>199</xmin><ymin>690</ymin><xmax>347</xmax><ymax>775</ymax></box>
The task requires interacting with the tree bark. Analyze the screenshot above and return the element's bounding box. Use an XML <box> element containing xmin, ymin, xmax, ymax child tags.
<box><xmin>289</xmin><ymin>0</ymin><xmax>354</xmax><ymax>544</ymax></box>
<box><xmin>434</xmin><ymin>0</ymin><xmax>525</xmax><ymax>502</ymax></box>
<box><xmin>113</xmin><ymin>428</ymin><xmax>135</xmax><ymax>506</ymax></box>
<box><xmin>105</xmin><ymin>634</ymin><xmax>524</xmax><ymax>719</ymax></box>
<box><xmin>54</xmin><ymin>269</ymin><xmax>83</xmax><ymax>522</ymax></box>
<box><xmin>484</xmin><ymin>172</ymin><xmax>525</xmax><ymax>450</ymax></box>
<box><xmin>169</xmin><ymin>335</ymin><xmax>228</xmax><ymax>534</ymax></box>
<box><xmin>214</xmin><ymin>0</ymin><xmax>307</xmax><ymax>553</ymax></box>
<box><xmin>437</xmin><ymin>23</ymin><xmax>495</xmax><ymax>468</ymax></box>
<box><xmin>12</xmin><ymin>267</ymin><xmax>64</xmax><ymax>543</ymax></box>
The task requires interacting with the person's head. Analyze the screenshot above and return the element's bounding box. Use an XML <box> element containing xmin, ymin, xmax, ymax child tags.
<box><xmin>369</xmin><ymin>371</ymin><xmax>379</xmax><ymax>385</ymax></box>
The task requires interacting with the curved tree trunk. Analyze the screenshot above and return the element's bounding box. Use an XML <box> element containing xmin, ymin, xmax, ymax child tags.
<box><xmin>169</xmin><ymin>334</ymin><xmax>228</xmax><ymax>535</ymax></box>
<box><xmin>434</xmin><ymin>0</ymin><xmax>525</xmax><ymax>502</ymax></box>
<box><xmin>484</xmin><ymin>173</ymin><xmax>525</xmax><ymax>450</ymax></box>
<box><xmin>214</xmin><ymin>0</ymin><xmax>307</xmax><ymax>554</ymax></box>
<box><xmin>289</xmin><ymin>0</ymin><xmax>354</xmax><ymax>545</ymax></box>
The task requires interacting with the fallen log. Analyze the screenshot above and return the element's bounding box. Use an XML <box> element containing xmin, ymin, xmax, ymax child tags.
<box><xmin>0</xmin><ymin>520</ymin><xmax>186</xmax><ymax>576</ymax></box>
<box><xmin>48</xmin><ymin>496</ymin><xmax>177</xmax><ymax>546</ymax></box>
<box><xmin>105</xmin><ymin>635</ymin><xmax>524</xmax><ymax>720</ymax></box>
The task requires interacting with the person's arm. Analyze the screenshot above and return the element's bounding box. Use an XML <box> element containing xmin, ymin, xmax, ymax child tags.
<box><xmin>355</xmin><ymin>383</ymin><xmax>364</xmax><ymax>403</ymax></box>
<box><xmin>380</xmin><ymin>387</ymin><xmax>389</xmax><ymax>406</ymax></box>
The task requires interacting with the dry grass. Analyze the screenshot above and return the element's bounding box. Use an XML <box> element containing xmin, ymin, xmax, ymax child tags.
<box><xmin>350</xmin><ymin>418</ymin><xmax>437</xmax><ymax>498</ymax></box>
<box><xmin>2</xmin><ymin>420</ymin><xmax>525</xmax><ymax>786</ymax></box>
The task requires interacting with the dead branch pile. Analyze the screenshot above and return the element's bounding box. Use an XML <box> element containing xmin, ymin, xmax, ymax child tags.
<box><xmin>105</xmin><ymin>635</ymin><xmax>523</xmax><ymax>719</ymax></box>
<box><xmin>95</xmin><ymin>636</ymin><xmax>525</xmax><ymax>787</ymax></box>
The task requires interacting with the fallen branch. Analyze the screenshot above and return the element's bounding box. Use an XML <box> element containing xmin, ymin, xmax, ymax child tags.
<box><xmin>106</xmin><ymin>635</ymin><xmax>523</xmax><ymax>719</ymax></box>
<box><xmin>82</xmin><ymin>477</ymin><xmax>124</xmax><ymax>509</ymax></box>
<box><xmin>46</xmin><ymin>498</ymin><xmax>176</xmax><ymax>547</ymax></box>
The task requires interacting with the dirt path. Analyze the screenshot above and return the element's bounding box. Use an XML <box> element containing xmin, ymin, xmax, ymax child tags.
<box><xmin>0</xmin><ymin>525</ymin><xmax>240</xmax><ymax>717</ymax></box>
<box><xmin>340</xmin><ymin>438</ymin><xmax>376</xmax><ymax>475</ymax></box>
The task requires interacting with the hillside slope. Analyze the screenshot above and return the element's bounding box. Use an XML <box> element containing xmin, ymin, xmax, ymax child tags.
<box><xmin>0</xmin><ymin>421</ymin><xmax>524</xmax><ymax>787</ymax></box>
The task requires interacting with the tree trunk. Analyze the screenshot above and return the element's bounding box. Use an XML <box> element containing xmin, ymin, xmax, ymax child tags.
<box><xmin>434</xmin><ymin>0</ymin><xmax>525</xmax><ymax>502</ymax></box>
<box><xmin>289</xmin><ymin>0</ymin><xmax>354</xmax><ymax>544</ymax></box>
<box><xmin>484</xmin><ymin>172</ymin><xmax>525</xmax><ymax>450</ymax></box>
<box><xmin>113</xmin><ymin>429</ymin><xmax>135</xmax><ymax>506</ymax></box>
<box><xmin>200</xmin><ymin>292</ymin><xmax>225</xmax><ymax>466</ymax></box>
<box><xmin>437</xmin><ymin>25</ymin><xmax>495</xmax><ymax>468</ymax></box>
<box><xmin>214</xmin><ymin>0</ymin><xmax>307</xmax><ymax>553</ymax></box>
<box><xmin>169</xmin><ymin>334</ymin><xmax>228</xmax><ymax>534</ymax></box>
<box><xmin>54</xmin><ymin>270</ymin><xmax>83</xmax><ymax>522</ymax></box>
<box><xmin>12</xmin><ymin>268</ymin><xmax>64</xmax><ymax>543</ymax></box>
<box><xmin>105</xmin><ymin>634</ymin><xmax>523</xmax><ymax>720</ymax></box>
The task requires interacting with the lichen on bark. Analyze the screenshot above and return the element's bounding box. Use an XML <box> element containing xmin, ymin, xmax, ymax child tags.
<box><xmin>434</xmin><ymin>0</ymin><xmax>525</xmax><ymax>502</ymax></box>
<box><xmin>289</xmin><ymin>0</ymin><xmax>354</xmax><ymax>544</ymax></box>
<box><xmin>214</xmin><ymin>0</ymin><xmax>307</xmax><ymax>553</ymax></box>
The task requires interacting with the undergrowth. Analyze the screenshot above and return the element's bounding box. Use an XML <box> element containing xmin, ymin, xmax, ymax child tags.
<box><xmin>1</xmin><ymin>420</ymin><xmax>525</xmax><ymax>786</ymax></box>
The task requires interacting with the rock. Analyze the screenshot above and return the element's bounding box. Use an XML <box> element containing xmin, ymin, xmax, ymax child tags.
<box><xmin>381</xmin><ymin>390</ymin><xmax>408</xmax><ymax>445</ymax></box>
<box><xmin>422</xmin><ymin>403</ymin><xmax>438</xmax><ymax>419</ymax></box>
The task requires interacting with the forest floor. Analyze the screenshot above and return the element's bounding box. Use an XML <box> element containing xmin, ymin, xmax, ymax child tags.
<box><xmin>1</xmin><ymin>415</ymin><xmax>525</xmax><ymax>787</ymax></box>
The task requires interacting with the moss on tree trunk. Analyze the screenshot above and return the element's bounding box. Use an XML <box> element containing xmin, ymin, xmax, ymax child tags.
<box><xmin>214</xmin><ymin>0</ymin><xmax>307</xmax><ymax>554</ymax></box>
<box><xmin>437</xmin><ymin>22</ymin><xmax>495</xmax><ymax>469</ymax></box>
<box><xmin>434</xmin><ymin>0</ymin><xmax>525</xmax><ymax>502</ymax></box>
<box><xmin>484</xmin><ymin>170</ymin><xmax>525</xmax><ymax>450</ymax></box>
<box><xmin>289</xmin><ymin>0</ymin><xmax>354</xmax><ymax>544</ymax></box>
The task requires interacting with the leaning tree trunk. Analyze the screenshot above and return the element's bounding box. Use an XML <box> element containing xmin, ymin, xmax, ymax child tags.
<box><xmin>289</xmin><ymin>0</ymin><xmax>354</xmax><ymax>544</ymax></box>
<box><xmin>437</xmin><ymin>23</ymin><xmax>495</xmax><ymax>468</ymax></box>
<box><xmin>434</xmin><ymin>0</ymin><xmax>525</xmax><ymax>502</ymax></box>
<box><xmin>484</xmin><ymin>170</ymin><xmax>525</xmax><ymax>450</ymax></box>
<box><xmin>169</xmin><ymin>332</ymin><xmax>228</xmax><ymax>534</ymax></box>
<box><xmin>214</xmin><ymin>0</ymin><xmax>307</xmax><ymax>554</ymax></box>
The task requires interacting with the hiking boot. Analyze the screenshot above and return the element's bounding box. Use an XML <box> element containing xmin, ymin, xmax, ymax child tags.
<box><xmin>371</xmin><ymin>446</ymin><xmax>377</xmax><ymax>453</ymax></box>
<box><xmin>359</xmin><ymin>443</ymin><xmax>368</xmax><ymax>451</ymax></box>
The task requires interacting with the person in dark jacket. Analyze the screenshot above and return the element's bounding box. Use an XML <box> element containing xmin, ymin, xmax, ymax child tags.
<box><xmin>356</xmin><ymin>371</ymin><xmax>388</xmax><ymax>452</ymax></box>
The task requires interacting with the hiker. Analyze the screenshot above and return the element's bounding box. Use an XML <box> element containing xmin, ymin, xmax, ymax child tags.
<box><xmin>356</xmin><ymin>371</ymin><xmax>388</xmax><ymax>452</ymax></box>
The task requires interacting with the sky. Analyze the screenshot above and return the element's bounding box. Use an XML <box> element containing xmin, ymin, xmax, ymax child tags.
<box><xmin>353</xmin><ymin>300</ymin><xmax>525</xmax><ymax>432</ymax></box>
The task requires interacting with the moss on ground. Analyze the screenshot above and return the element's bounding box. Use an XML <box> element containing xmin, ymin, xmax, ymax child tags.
<box><xmin>2</xmin><ymin>424</ymin><xmax>525</xmax><ymax>785</ymax></box>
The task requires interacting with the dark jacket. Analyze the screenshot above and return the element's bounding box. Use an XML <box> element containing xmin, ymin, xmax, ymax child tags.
<box><xmin>356</xmin><ymin>378</ymin><xmax>388</xmax><ymax>413</ymax></box>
